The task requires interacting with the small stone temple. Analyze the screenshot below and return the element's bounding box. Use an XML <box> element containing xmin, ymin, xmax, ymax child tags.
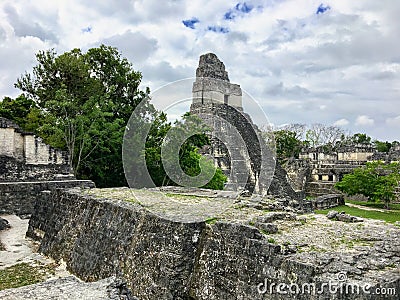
<box><xmin>285</xmin><ymin>143</ymin><xmax>400</xmax><ymax>197</ymax></box>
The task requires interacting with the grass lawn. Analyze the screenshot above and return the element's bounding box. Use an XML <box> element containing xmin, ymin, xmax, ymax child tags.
<box><xmin>315</xmin><ymin>205</ymin><xmax>400</xmax><ymax>223</ymax></box>
<box><xmin>345</xmin><ymin>199</ymin><xmax>400</xmax><ymax>211</ymax></box>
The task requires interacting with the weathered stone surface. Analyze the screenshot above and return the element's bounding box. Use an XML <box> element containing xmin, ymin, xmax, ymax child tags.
<box><xmin>268</xmin><ymin>162</ymin><xmax>306</xmax><ymax>200</ymax></box>
<box><xmin>336</xmin><ymin>212</ymin><xmax>364</xmax><ymax>223</ymax></box>
<box><xmin>326</xmin><ymin>210</ymin><xmax>364</xmax><ymax>222</ymax></box>
<box><xmin>0</xmin><ymin>216</ymin><xmax>10</xmax><ymax>231</ymax></box>
<box><xmin>0</xmin><ymin>117</ymin><xmax>70</xmax><ymax>181</ymax></box>
<box><xmin>283</xmin><ymin>158</ymin><xmax>311</xmax><ymax>192</ymax></box>
<box><xmin>0</xmin><ymin>118</ymin><xmax>93</xmax><ymax>218</ymax></box>
<box><xmin>0</xmin><ymin>180</ymin><xmax>95</xmax><ymax>217</ymax></box>
<box><xmin>254</xmin><ymin>221</ymin><xmax>278</xmax><ymax>234</ymax></box>
<box><xmin>273</xmin><ymin>214</ymin><xmax>400</xmax><ymax>299</ymax></box>
<box><xmin>311</xmin><ymin>194</ymin><xmax>345</xmax><ymax>210</ymax></box>
<box><xmin>256</xmin><ymin>212</ymin><xmax>296</xmax><ymax>223</ymax></box>
<box><xmin>326</xmin><ymin>210</ymin><xmax>338</xmax><ymax>219</ymax></box>
<box><xmin>196</xmin><ymin>53</ymin><xmax>229</xmax><ymax>81</ymax></box>
<box><xmin>0</xmin><ymin>156</ymin><xmax>71</xmax><ymax>182</ymax></box>
<box><xmin>0</xmin><ymin>276</ymin><xmax>136</xmax><ymax>300</ymax></box>
<box><xmin>26</xmin><ymin>188</ymin><xmax>400</xmax><ymax>299</ymax></box>
<box><xmin>27</xmin><ymin>188</ymin><xmax>205</xmax><ymax>300</ymax></box>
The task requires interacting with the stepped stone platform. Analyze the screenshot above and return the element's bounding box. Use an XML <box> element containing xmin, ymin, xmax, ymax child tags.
<box><xmin>11</xmin><ymin>187</ymin><xmax>398</xmax><ymax>300</ymax></box>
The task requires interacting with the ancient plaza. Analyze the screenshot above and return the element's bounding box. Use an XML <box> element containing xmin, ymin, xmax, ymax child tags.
<box><xmin>0</xmin><ymin>54</ymin><xmax>398</xmax><ymax>299</ymax></box>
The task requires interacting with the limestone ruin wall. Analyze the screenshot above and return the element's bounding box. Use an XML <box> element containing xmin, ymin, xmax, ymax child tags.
<box><xmin>25</xmin><ymin>188</ymin><xmax>400</xmax><ymax>300</ymax></box>
<box><xmin>0</xmin><ymin>117</ymin><xmax>70</xmax><ymax>181</ymax></box>
<box><xmin>0</xmin><ymin>117</ymin><xmax>95</xmax><ymax>216</ymax></box>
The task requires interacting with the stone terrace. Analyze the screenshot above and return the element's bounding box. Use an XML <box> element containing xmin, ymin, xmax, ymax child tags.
<box><xmin>20</xmin><ymin>187</ymin><xmax>400</xmax><ymax>300</ymax></box>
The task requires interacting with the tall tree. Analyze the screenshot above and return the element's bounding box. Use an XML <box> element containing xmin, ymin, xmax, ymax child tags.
<box><xmin>350</xmin><ymin>133</ymin><xmax>372</xmax><ymax>145</ymax></box>
<box><xmin>374</xmin><ymin>140</ymin><xmax>392</xmax><ymax>153</ymax></box>
<box><xmin>15</xmin><ymin>45</ymin><xmax>148</xmax><ymax>186</ymax></box>
<box><xmin>305</xmin><ymin>123</ymin><xmax>346</xmax><ymax>147</ymax></box>
<box><xmin>280</xmin><ymin>123</ymin><xmax>306</xmax><ymax>140</ymax></box>
<box><xmin>273</xmin><ymin>130</ymin><xmax>303</xmax><ymax>162</ymax></box>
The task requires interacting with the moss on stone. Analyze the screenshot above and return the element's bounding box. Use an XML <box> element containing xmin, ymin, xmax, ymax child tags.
<box><xmin>0</xmin><ymin>262</ymin><xmax>54</xmax><ymax>290</ymax></box>
<box><xmin>205</xmin><ymin>217</ymin><xmax>218</xmax><ymax>224</ymax></box>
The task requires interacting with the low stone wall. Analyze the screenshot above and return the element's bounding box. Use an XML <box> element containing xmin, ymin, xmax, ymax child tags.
<box><xmin>27</xmin><ymin>189</ymin><xmax>205</xmax><ymax>299</ymax></box>
<box><xmin>0</xmin><ymin>156</ymin><xmax>71</xmax><ymax>182</ymax></box>
<box><xmin>311</xmin><ymin>194</ymin><xmax>345</xmax><ymax>210</ymax></box>
<box><xmin>0</xmin><ymin>180</ymin><xmax>94</xmax><ymax>217</ymax></box>
<box><xmin>305</xmin><ymin>181</ymin><xmax>338</xmax><ymax>197</ymax></box>
<box><xmin>26</xmin><ymin>188</ymin><xmax>399</xmax><ymax>300</ymax></box>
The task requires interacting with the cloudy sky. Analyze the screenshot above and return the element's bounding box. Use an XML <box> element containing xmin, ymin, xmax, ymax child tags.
<box><xmin>0</xmin><ymin>0</ymin><xmax>399</xmax><ymax>141</ymax></box>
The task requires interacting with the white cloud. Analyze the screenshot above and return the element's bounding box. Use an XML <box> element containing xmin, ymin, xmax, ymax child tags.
<box><xmin>355</xmin><ymin>115</ymin><xmax>374</xmax><ymax>126</ymax></box>
<box><xmin>100</xmin><ymin>30</ymin><xmax>158</xmax><ymax>64</ymax></box>
<box><xmin>386</xmin><ymin>116</ymin><xmax>400</xmax><ymax>127</ymax></box>
<box><xmin>0</xmin><ymin>0</ymin><xmax>399</xmax><ymax>140</ymax></box>
<box><xmin>334</xmin><ymin>118</ymin><xmax>349</xmax><ymax>126</ymax></box>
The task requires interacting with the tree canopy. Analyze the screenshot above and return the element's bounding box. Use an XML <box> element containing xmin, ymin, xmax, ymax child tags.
<box><xmin>14</xmin><ymin>45</ymin><xmax>147</xmax><ymax>186</ymax></box>
<box><xmin>3</xmin><ymin>45</ymin><xmax>227</xmax><ymax>189</ymax></box>
<box><xmin>350</xmin><ymin>133</ymin><xmax>372</xmax><ymax>145</ymax></box>
<box><xmin>273</xmin><ymin>130</ymin><xmax>303</xmax><ymax>162</ymax></box>
<box><xmin>374</xmin><ymin>140</ymin><xmax>392</xmax><ymax>153</ymax></box>
<box><xmin>0</xmin><ymin>94</ymin><xmax>43</xmax><ymax>132</ymax></box>
<box><xmin>145</xmin><ymin>113</ymin><xmax>227</xmax><ymax>189</ymax></box>
<box><xmin>305</xmin><ymin>123</ymin><xmax>346</xmax><ymax>148</ymax></box>
<box><xmin>335</xmin><ymin>161</ymin><xmax>400</xmax><ymax>209</ymax></box>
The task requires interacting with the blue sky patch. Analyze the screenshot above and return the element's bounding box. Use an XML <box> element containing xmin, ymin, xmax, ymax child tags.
<box><xmin>224</xmin><ymin>11</ymin><xmax>235</xmax><ymax>20</ymax></box>
<box><xmin>316</xmin><ymin>3</ymin><xmax>331</xmax><ymax>14</ymax></box>
<box><xmin>182</xmin><ymin>18</ymin><xmax>199</xmax><ymax>29</ymax></box>
<box><xmin>236</xmin><ymin>2</ymin><xmax>253</xmax><ymax>13</ymax></box>
<box><xmin>207</xmin><ymin>25</ymin><xmax>229</xmax><ymax>33</ymax></box>
<box><xmin>224</xmin><ymin>2</ymin><xmax>254</xmax><ymax>20</ymax></box>
<box><xmin>81</xmin><ymin>26</ymin><xmax>92</xmax><ymax>33</ymax></box>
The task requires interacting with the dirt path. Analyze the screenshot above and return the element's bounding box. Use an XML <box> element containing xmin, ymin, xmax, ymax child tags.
<box><xmin>0</xmin><ymin>215</ymin><xmax>70</xmax><ymax>278</ymax></box>
<box><xmin>0</xmin><ymin>215</ymin><xmax>130</xmax><ymax>299</ymax></box>
<box><xmin>345</xmin><ymin>202</ymin><xmax>387</xmax><ymax>212</ymax></box>
<box><xmin>0</xmin><ymin>215</ymin><xmax>38</xmax><ymax>269</ymax></box>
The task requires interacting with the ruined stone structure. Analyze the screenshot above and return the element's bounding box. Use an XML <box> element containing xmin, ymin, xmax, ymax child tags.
<box><xmin>0</xmin><ymin>117</ymin><xmax>94</xmax><ymax>216</ymax></box>
<box><xmin>190</xmin><ymin>53</ymin><xmax>302</xmax><ymax>200</ymax></box>
<box><xmin>0</xmin><ymin>117</ymin><xmax>70</xmax><ymax>181</ymax></box>
<box><xmin>25</xmin><ymin>188</ymin><xmax>400</xmax><ymax>300</ymax></box>
<box><xmin>286</xmin><ymin>143</ymin><xmax>400</xmax><ymax>197</ymax></box>
<box><xmin>192</xmin><ymin>53</ymin><xmax>243</xmax><ymax>109</ymax></box>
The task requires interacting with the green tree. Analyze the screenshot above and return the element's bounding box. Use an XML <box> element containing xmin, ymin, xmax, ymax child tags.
<box><xmin>145</xmin><ymin>112</ymin><xmax>172</xmax><ymax>186</ymax></box>
<box><xmin>0</xmin><ymin>94</ymin><xmax>43</xmax><ymax>132</ymax></box>
<box><xmin>273</xmin><ymin>130</ymin><xmax>303</xmax><ymax>162</ymax></box>
<box><xmin>13</xmin><ymin>45</ymin><xmax>227</xmax><ymax>190</ymax></box>
<box><xmin>124</xmin><ymin>110</ymin><xmax>227</xmax><ymax>190</ymax></box>
<box><xmin>159</xmin><ymin>113</ymin><xmax>227</xmax><ymax>190</ymax></box>
<box><xmin>374</xmin><ymin>140</ymin><xmax>392</xmax><ymax>153</ymax></box>
<box><xmin>335</xmin><ymin>161</ymin><xmax>400</xmax><ymax>209</ymax></box>
<box><xmin>15</xmin><ymin>45</ymin><xmax>148</xmax><ymax>186</ymax></box>
<box><xmin>351</xmin><ymin>133</ymin><xmax>372</xmax><ymax>145</ymax></box>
